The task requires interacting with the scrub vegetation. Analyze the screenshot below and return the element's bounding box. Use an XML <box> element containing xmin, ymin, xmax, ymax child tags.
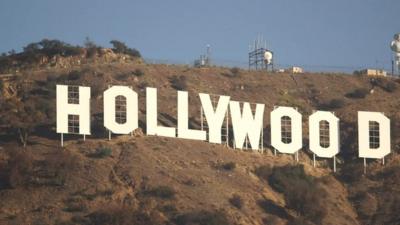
<box><xmin>0</xmin><ymin>42</ymin><xmax>400</xmax><ymax>225</ymax></box>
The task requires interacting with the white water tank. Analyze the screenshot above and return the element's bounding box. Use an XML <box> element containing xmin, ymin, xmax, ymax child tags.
<box><xmin>263</xmin><ymin>51</ymin><xmax>273</xmax><ymax>65</ymax></box>
<box><xmin>391</xmin><ymin>33</ymin><xmax>400</xmax><ymax>71</ymax></box>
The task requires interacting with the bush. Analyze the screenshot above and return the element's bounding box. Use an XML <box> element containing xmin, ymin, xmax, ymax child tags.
<box><xmin>86</xmin><ymin>47</ymin><xmax>100</xmax><ymax>58</ymax></box>
<box><xmin>144</xmin><ymin>185</ymin><xmax>176</xmax><ymax>199</ymax></box>
<box><xmin>87</xmin><ymin>204</ymin><xmax>159</xmax><ymax>225</ymax></box>
<box><xmin>0</xmin><ymin>39</ymin><xmax>83</xmax><ymax>73</ymax></box>
<box><xmin>88</xmin><ymin>147</ymin><xmax>112</xmax><ymax>158</ymax></box>
<box><xmin>138</xmin><ymin>81</ymin><xmax>149</xmax><ymax>90</ymax></box>
<box><xmin>384</xmin><ymin>82</ymin><xmax>397</xmax><ymax>92</ymax></box>
<box><xmin>67</xmin><ymin>71</ymin><xmax>82</xmax><ymax>80</ymax></box>
<box><xmin>321</xmin><ymin>98</ymin><xmax>345</xmax><ymax>110</ymax></box>
<box><xmin>46</xmin><ymin>74</ymin><xmax>58</xmax><ymax>82</ymax></box>
<box><xmin>7</xmin><ymin>150</ymin><xmax>80</xmax><ymax>188</ymax></box>
<box><xmin>346</xmin><ymin>88</ymin><xmax>369</xmax><ymax>99</ymax></box>
<box><xmin>269</xmin><ymin>165</ymin><xmax>314</xmax><ymax>193</ymax></box>
<box><xmin>374</xmin><ymin>78</ymin><xmax>397</xmax><ymax>93</ymax></box>
<box><xmin>45</xmin><ymin>151</ymin><xmax>81</xmax><ymax>186</ymax></box>
<box><xmin>7</xmin><ymin>150</ymin><xmax>34</xmax><ymax>188</ymax></box>
<box><xmin>132</xmin><ymin>68</ymin><xmax>144</xmax><ymax>77</ymax></box>
<box><xmin>221</xmin><ymin>162</ymin><xmax>236</xmax><ymax>171</ymax></box>
<box><xmin>23</xmin><ymin>39</ymin><xmax>82</xmax><ymax>57</ymax></box>
<box><xmin>287</xmin><ymin>217</ymin><xmax>314</xmax><ymax>225</ymax></box>
<box><xmin>254</xmin><ymin>165</ymin><xmax>272</xmax><ymax>181</ymax></box>
<box><xmin>63</xmin><ymin>198</ymin><xmax>87</xmax><ymax>212</ymax></box>
<box><xmin>110</xmin><ymin>40</ymin><xmax>141</xmax><ymax>58</ymax></box>
<box><xmin>356</xmin><ymin>193</ymin><xmax>378</xmax><ymax>218</ymax></box>
<box><xmin>115</xmin><ymin>69</ymin><xmax>144</xmax><ymax>80</ymax></box>
<box><xmin>170</xmin><ymin>75</ymin><xmax>187</xmax><ymax>91</ymax></box>
<box><xmin>267</xmin><ymin>165</ymin><xmax>326</xmax><ymax>223</ymax></box>
<box><xmin>84</xmin><ymin>37</ymin><xmax>101</xmax><ymax>58</ymax></box>
<box><xmin>258</xmin><ymin>199</ymin><xmax>290</xmax><ymax>220</ymax></box>
<box><xmin>230</xmin><ymin>67</ymin><xmax>240</xmax><ymax>77</ymax></box>
<box><xmin>174</xmin><ymin>210</ymin><xmax>230</xmax><ymax>225</ymax></box>
<box><xmin>229</xmin><ymin>194</ymin><xmax>243</xmax><ymax>209</ymax></box>
<box><xmin>339</xmin><ymin>162</ymin><xmax>365</xmax><ymax>183</ymax></box>
<box><xmin>116</xmin><ymin>73</ymin><xmax>129</xmax><ymax>81</ymax></box>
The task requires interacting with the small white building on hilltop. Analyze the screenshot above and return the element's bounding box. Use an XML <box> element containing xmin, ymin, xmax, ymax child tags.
<box><xmin>285</xmin><ymin>66</ymin><xmax>304</xmax><ymax>74</ymax></box>
<box><xmin>358</xmin><ymin>69</ymin><xmax>387</xmax><ymax>77</ymax></box>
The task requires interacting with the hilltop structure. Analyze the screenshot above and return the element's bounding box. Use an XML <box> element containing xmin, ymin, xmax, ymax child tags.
<box><xmin>285</xmin><ymin>66</ymin><xmax>304</xmax><ymax>74</ymax></box>
<box><xmin>391</xmin><ymin>33</ymin><xmax>400</xmax><ymax>75</ymax></box>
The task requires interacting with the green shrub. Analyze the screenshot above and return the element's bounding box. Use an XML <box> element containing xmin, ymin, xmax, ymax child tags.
<box><xmin>374</xmin><ymin>78</ymin><xmax>397</xmax><ymax>93</ymax></box>
<box><xmin>339</xmin><ymin>162</ymin><xmax>364</xmax><ymax>183</ymax></box>
<box><xmin>87</xmin><ymin>204</ymin><xmax>158</xmax><ymax>225</ymax></box>
<box><xmin>267</xmin><ymin>165</ymin><xmax>326</xmax><ymax>223</ymax></box>
<box><xmin>138</xmin><ymin>81</ymin><xmax>149</xmax><ymax>90</ymax></box>
<box><xmin>67</xmin><ymin>71</ymin><xmax>82</xmax><ymax>80</ymax></box>
<box><xmin>346</xmin><ymin>88</ymin><xmax>369</xmax><ymax>99</ymax></box>
<box><xmin>88</xmin><ymin>147</ymin><xmax>112</xmax><ymax>158</ymax></box>
<box><xmin>230</xmin><ymin>67</ymin><xmax>240</xmax><ymax>76</ymax></box>
<box><xmin>7</xmin><ymin>150</ymin><xmax>34</xmax><ymax>188</ymax></box>
<box><xmin>83</xmin><ymin>37</ymin><xmax>100</xmax><ymax>58</ymax></box>
<box><xmin>321</xmin><ymin>98</ymin><xmax>345</xmax><ymax>110</ymax></box>
<box><xmin>170</xmin><ymin>75</ymin><xmax>187</xmax><ymax>91</ymax></box>
<box><xmin>56</xmin><ymin>70</ymin><xmax>83</xmax><ymax>82</ymax></box>
<box><xmin>116</xmin><ymin>73</ymin><xmax>129</xmax><ymax>81</ymax></box>
<box><xmin>229</xmin><ymin>194</ymin><xmax>243</xmax><ymax>209</ymax></box>
<box><xmin>63</xmin><ymin>202</ymin><xmax>87</xmax><ymax>212</ymax></box>
<box><xmin>110</xmin><ymin>40</ymin><xmax>141</xmax><ymax>58</ymax></box>
<box><xmin>174</xmin><ymin>210</ymin><xmax>230</xmax><ymax>225</ymax></box>
<box><xmin>269</xmin><ymin>165</ymin><xmax>314</xmax><ymax>193</ymax></box>
<box><xmin>254</xmin><ymin>165</ymin><xmax>272</xmax><ymax>181</ymax></box>
<box><xmin>384</xmin><ymin>82</ymin><xmax>397</xmax><ymax>92</ymax></box>
<box><xmin>221</xmin><ymin>162</ymin><xmax>236</xmax><ymax>171</ymax></box>
<box><xmin>86</xmin><ymin>47</ymin><xmax>99</xmax><ymax>58</ymax></box>
<box><xmin>46</xmin><ymin>74</ymin><xmax>58</xmax><ymax>82</ymax></box>
<box><xmin>23</xmin><ymin>39</ymin><xmax>82</xmax><ymax>57</ymax></box>
<box><xmin>132</xmin><ymin>68</ymin><xmax>144</xmax><ymax>77</ymax></box>
<box><xmin>7</xmin><ymin>150</ymin><xmax>79</xmax><ymax>188</ymax></box>
<box><xmin>258</xmin><ymin>199</ymin><xmax>290</xmax><ymax>220</ymax></box>
<box><xmin>287</xmin><ymin>217</ymin><xmax>314</xmax><ymax>225</ymax></box>
<box><xmin>160</xmin><ymin>204</ymin><xmax>179</xmax><ymax>217</ymax></box>
<box><xmin>144</xmin><ymin>185</ymin><xmax>176</xmax><ymax>199</ymax></box>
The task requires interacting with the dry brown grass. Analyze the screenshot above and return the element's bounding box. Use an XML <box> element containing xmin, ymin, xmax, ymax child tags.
<box><xmin>1</xmin><ymin>61</ymin><xmax>400</xmax><ymax>225</ymax></box>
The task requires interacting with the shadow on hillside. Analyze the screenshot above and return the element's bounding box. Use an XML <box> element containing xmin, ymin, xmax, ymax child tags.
<box><xmin>257</xmin><ymin>199</ymin><xmax>292</xmax><ymax>220</ymax></box>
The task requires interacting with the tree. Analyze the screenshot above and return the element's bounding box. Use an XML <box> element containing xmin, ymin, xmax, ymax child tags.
<box><xmin>8</xmin><ymin>49</ymin><xmax>16</xmax><ymax>55</ymax></box>
<box><xmin>110</xmin><ymin>40</ymin><xmax>128</xmax><ymax>53</ymax></box>
<box><xmin>23</xmin><ymin>43</ymin><xmax>40</xmax><ymax>53</ymax></box>
<box><xmin>0</xmin><ymin>96</ymin><xmax>46</xmax><ymax>147</ymax></box>
<box><xmin>84</xmin><ymin>37</ymin><xmax>97</xmax><ymax>49</ymax></box>
<box><xmin>110</xmin><ymin>40</ymin><xmax>141</xmax><ymax>58</ymax></box>
<box><xmin>22</xmin><ymin>39</ymin><xmax>82</xmax><ymax>57</ymax></box>
<box><xmin>84</xmin><ymin>37</ymin><xmax>99</xmax><ymax>58</ymax></box>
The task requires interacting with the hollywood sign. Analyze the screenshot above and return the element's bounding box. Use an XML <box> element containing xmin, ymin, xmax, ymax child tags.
<box><xmin>56</xmin><ymin>85</ymin><xmax>391</xmax><ymax>168</ymax></box>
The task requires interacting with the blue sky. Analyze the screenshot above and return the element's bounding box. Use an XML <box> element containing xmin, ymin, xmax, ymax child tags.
<box><xmin>0</xmin><ymin>0</ymin><xmax>399</xmax><ymax>72</ymax></box>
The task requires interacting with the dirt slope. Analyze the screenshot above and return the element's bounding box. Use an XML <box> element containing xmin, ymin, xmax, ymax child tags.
<box><xmin>1</xmin><ymin>60</ymin><xmax>400</xmax><ymax>225</ymax></box>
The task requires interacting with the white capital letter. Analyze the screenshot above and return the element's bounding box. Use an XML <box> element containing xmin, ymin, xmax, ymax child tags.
<box><xmin>358</xmin><ymin>111</ymin><xmax>390</xmax><ymax>159</ymax></box>
<box><xmin>177</xmin><ymin>91</ymin><xmax>206</xmax><ymax>140</ymax></box>
<box><xmin>230</xmin><ymin>101</ymin><xmax>264</xmax><ymax>150</ymax></box>
<box><xmin>309</xmin><ymin>111</ymin><xmax>339</xmax><ymax>158</ymax></box>
<box><xmin>199</xmin><ymin>93</ymin><xmax>230</xmax><ymax>144</ymax></box>
<box><xmin>146</xmin><ymin>87</ymin><xmax>176</xmax><ymax>137</ymax></box>
<box><xmin>270</xmin><ymin>106</ymin><xmax>302</xmax><ymax>154</ymax></box>
<box><xmin>56</xmin><ymin>85</ymin><xmax>90</xmax><ymax>135</ymax></box>
<box><xmin>104</xmin><ymin>86</ymin><xmax>138</xmax><ymax>134</ymax></box>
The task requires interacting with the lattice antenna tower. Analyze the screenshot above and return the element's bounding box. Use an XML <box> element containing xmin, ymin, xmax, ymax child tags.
<box><xmin>249</xmin><ymin>35</ymin><xmax>274</xmax><ymax>71</ymax></box>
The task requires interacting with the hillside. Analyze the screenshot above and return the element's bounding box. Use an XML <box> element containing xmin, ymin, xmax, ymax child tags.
<box><xmin>1</xmin><ymin>55</ymin><xmax>400</xmax><ymax>225</ymax></box>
